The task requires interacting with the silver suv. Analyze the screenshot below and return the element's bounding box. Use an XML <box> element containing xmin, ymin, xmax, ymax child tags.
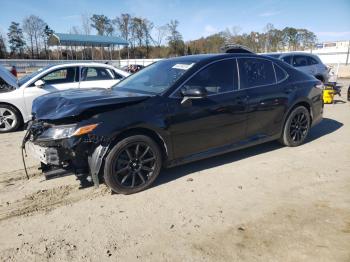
<box><xmin>266</xmin><ymin>52</ymin><xmax>329</xmax><ymax>83</ymax></box>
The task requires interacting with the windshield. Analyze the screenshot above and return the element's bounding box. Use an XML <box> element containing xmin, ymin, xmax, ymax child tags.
<box><xmin>18</xmin><ymin>65</ymin><xmax>54</xmax><ymax>86</ymax></box>
<box><xmin>114</xmin><ymin>60</ymin><xmax>196</xmax><ymax>95</ymax></box>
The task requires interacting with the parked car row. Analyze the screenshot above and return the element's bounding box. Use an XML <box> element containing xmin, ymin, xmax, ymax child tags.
<box><xmin>22</xmin><ymin>52</ymin><xmax>324</xmax><ymax>194</ymax></box>
<box><xmin>0</xmin><ymin>63</ymin><xmax>129</xmax><ymax>132</ymax></box>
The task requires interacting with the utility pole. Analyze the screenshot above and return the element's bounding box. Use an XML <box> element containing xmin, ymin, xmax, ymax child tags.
<box><xmin>346</xmin><ymin>40</ymin><xmax>350</xmax><ymax>65</ymax></box>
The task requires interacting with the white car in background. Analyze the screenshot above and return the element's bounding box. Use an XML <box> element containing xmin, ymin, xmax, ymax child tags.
<box><xmin>0</xmin><ymin>62</ymin><xmax>129</xmax><ymax>133</ymax></box>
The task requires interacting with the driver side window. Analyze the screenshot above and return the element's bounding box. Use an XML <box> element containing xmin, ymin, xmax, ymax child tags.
<box><xmin>182</xmin><ymin>59</ymin><xmax>236</xmax><ymax>95</ymax></box>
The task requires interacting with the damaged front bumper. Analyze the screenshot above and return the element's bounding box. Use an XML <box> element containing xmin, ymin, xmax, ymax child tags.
<box><xmin>27</xmin><ymin>142</ymin><xmax>60</xmax><ymax>165</ymax></box>
<box><xmin>23</xmin><ymin>121</ymin><xmax>109</xmax><ymax>187</ymax></box>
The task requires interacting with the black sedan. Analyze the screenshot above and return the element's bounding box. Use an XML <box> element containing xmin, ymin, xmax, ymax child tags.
<box><xmin>25</xmin><ymin>53</ymin><xmax>323</xmax><ymax>194</ymax></box>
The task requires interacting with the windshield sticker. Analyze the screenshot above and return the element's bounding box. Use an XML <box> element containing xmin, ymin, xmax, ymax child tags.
<box><xmin>172</xmin><ymin>63</ymin><xmax>194</xmax><ymax>70</ymax></box>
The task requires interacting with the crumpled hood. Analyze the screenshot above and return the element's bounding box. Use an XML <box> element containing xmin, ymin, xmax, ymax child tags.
<box><xmin>32</xmin><ymin>88</ymin><xmax>150</xmax><ymax>120</ymax></box>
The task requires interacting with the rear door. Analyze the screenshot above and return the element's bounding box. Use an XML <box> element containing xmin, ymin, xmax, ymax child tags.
<box><xmin>238</xmin><ymin>57</ymin><xmax>288</xmax><ymax>139</ymax></box>
<box><xmin>280</xmin><ymin>55</ymin><xmax>293</xmax><ymax>66</ymax></box>
<box><xmin>307</xmin><ymin>56</ymin><xmax>324</xmax><ymax>76</ymax></box>
<box><xmin>167</xmin><ymin>59</ymin><xmax>248</xmax><ymax>159</ymax></box>
<box><xmin>79</xmin><ymin>66</ymin><xmax>120</xmax><ymax>88</ymax></box>
<box><xmin>293</xmin><ymin>55</ymin><xmax>315</xmax><ymax>76</ymax></box>
<box><xmin>23</xmin><ymin>66</ymin><xmax>79</xmax><ymax>115</ymax></box>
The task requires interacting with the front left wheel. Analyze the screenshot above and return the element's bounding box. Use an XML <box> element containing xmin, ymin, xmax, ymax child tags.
<box><xmin>104</xmin><ymin>135</ymin><xmax>162</xmax><ymax>194</ymax></box>
<box><xmin>0</xmin><ymin>104</ymin><xmax>22</xmax><ymax>133</ymax></box>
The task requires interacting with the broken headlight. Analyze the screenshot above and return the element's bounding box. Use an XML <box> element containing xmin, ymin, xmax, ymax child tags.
<box><xmin>37</xmin><ymin>124</ymin><xmax>98</xmax><ymax>141</ymax></box>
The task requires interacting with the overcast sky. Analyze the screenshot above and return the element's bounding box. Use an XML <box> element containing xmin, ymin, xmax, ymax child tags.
<box><xmin>1</xmin><ymin>0</ymin><xmax>349</xmax><ymax>42</ymax></box>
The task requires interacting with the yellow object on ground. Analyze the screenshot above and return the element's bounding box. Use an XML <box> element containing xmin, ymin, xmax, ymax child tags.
<box><xmin>323</xmin><ymin>89</ymin><xmax>335</xmax><ymax>104</ymax></box>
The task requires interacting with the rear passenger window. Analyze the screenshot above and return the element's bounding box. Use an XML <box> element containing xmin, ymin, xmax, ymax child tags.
<box><xmin>81</xmin><ymin>67</ymin><xmax>113</xmax><ymax>81</ymax></box>
<box><xmin>274</xmin><ymin>64</ymin><xmax>288</xmax><ymax>82</ymax></box>
<box><xmin>307</xmin><ymin>57</ymin><xmax>319</xmax><ymax>65</ymax></box>
<box><xmin>108</xmin><ymin>69</ymin><xmax>123</xmax><ymax>80</ymax></box>
<box><xmin>238</xmin><ymin>58</ymin><xmax>276</xmax><ymax>89</ymax></box>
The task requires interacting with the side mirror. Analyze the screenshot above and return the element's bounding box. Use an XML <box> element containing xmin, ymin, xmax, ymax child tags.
<box><xmin>34</xmin><ymin>80</ymin><xmax>45</xmax><ymax>88</ymax></box>
<box><xmin>181</xmin><ymin>86</ymin><xmax>207</xmax><ymax>99</ymax></box>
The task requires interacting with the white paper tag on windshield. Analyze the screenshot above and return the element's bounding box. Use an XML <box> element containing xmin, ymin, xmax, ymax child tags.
<box><xmin>172</xmin><ymin>63</ymin><xmax>194</xmax><ymax>70</ymax></box>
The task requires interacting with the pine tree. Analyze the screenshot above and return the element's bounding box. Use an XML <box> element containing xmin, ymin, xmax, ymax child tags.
<box><xmin>7</xmin><ymin>22</ymin><xmax>26</xmax><ymax>57</ymax></box>
<box><xmin>0</xmin><ymin>34</ymin><xmax>7</xmax><ymax>58</ymax></box>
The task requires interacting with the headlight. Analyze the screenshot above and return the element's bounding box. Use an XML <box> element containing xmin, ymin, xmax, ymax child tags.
<box><xmin>37</xmin><ymin>123</ymin><xmax>98</xmax><ymax>141</ymax></box>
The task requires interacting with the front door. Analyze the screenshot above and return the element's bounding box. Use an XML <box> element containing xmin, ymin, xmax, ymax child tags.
<box><xmin>166</xmin><ymin>59</ymin><xmax>248</xmax><ymax>159</ymax></box>
<box><xmin>23</xmin><ymin>66</ymin><xmax>79</xmax><ymax>116</ymax></box>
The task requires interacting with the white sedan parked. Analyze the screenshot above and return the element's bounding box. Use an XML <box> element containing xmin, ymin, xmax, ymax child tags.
<box><xmin>0</xmin><ymin>62</ymin><xmax>129</xmax><ymax>132</ymax></box>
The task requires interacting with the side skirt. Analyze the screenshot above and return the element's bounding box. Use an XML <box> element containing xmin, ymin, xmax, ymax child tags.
<box><xmin>165</xmin><ymin>134</ymin><xmax>280</xmax><ymax>168</ymax></box>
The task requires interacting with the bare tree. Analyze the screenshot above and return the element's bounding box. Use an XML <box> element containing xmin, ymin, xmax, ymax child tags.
<box><xmin>131</xmin><ymin>17</ymin><xmax>145</xmax><ymax>47</ymax></box>
<box><xmin>70</xmin><ymin>26</ymin><xmax>81</xmax><ymax>34</ymax></box>
<box><xmin>153</xmin><ymin>25</ymin><xmax>168</xmax><ymax>47</ymax></box>
<box><xmin>114</xmin><ymin>14</ymin><xmax>131</xmax><ymax>41</ymax></box>
<box><xmin>42</xmin><ymin>24</ymin><xmax>53</xmax><ymax>59</ymax></box>
<box><xmin>22</xmin><ymin>15</ymin><xmax>46</xmax><ymax>58</ymax></box>
<box><xmin>263</xmin><ymin>23</ymin><xmax>274</xmax><ymax>52</ymax></box>
<box><xmin>142</xmin><ymin>18</ymin><xmax>154</xmax><ymax>57</ymax></box>
<box><xmin>22</xmin><ymin>17</ymin><xmax>34</xmax><ymax>58</ymax></box>
<box><xmin>167</xmin><ymin>20</ymin><xmax>184</xmax><ymax>56</ymax></box>
<box><xmin>81</xmin><ymin>14</ymin><xmax>91</xmax><ymax>35</ymax></box>
<box><xmin>113</xmin><ymin>13</ymin><xmax>132</xmax><ymax>59</ymax></box>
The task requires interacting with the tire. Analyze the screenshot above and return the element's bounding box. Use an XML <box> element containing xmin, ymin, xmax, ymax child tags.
<box><xmin>104</xmin><ymin>135</ymin><xmax>162</xmax><ymax>194</ymax></box>
<box><xmin>279</xmin><ymin>106</ymin><xmax>311</xmax><ymax>147</ymax></box>
<box><xmin>0</xmin><ymin>104</ymin><xmax>22</xmax><ymax>133</ymax></box>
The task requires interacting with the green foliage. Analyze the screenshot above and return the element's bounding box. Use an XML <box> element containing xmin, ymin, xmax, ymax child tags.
<box><xmin>90</xmin><ymin>14</ymin><xmax>113</xmax><ymax>36</ymax></box>
<box><xmin>0</xmin><ymin>34</ymin><xmax>6</xmax><ymax>58</ymax></box>
<box><xmin>166</xmin><ymin>20</ymin><xmax>185</xmax><ymax>56</ymax></box>
<box><xmin>7</xmin><ymin>22</ymin><xmax>26</xmax><ymax>56</ymax></box>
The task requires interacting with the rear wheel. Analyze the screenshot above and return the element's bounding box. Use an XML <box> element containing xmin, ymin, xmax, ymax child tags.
<box><xmin>104</xmin><ymin>135</ymin><xmax>162</xmax><ymax>194</ymax></box>
<box><xmin>279</xmin><ymin>106</ymin><xmax>310</xmax><ymax>147</ymax></box>
<box><xmin>0</xmin><ymin>104</ymin><xmax>22</xmax><ymax>133</ymax></box>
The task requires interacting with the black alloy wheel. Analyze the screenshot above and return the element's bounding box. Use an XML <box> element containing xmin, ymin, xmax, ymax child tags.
<box><xmin>104</xmin><ymin>135</ymin><xmax>162</xmax><ymax>194</ymax></box>
<box><xmin>279</xmin><ymin>106</ymin><xmax>310</xmax><ymax>147</ymax></box>
<box><xmin>289</xmin><ymin>112</ymin><xmax>309</xmax><ymax>143</ymax></box>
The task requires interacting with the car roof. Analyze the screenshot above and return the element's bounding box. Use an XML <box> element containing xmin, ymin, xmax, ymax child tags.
<box><xmin>165</xmin><ymin>53</ymin><xmax>259</xmax><ymax>64</ymax></box>
<box><xmin>275</xmin><ymin>52</ymin><xmax>318</xmax><ymax>57</ymax></box>
<box><xmin>48</xmin><ymin>62</ymin><xmax>118</xmax><ymax>68</ymax></box>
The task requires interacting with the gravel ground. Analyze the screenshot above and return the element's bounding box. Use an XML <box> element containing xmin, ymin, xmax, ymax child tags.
<box><xmin>0</xmin><ymin>79</ymin><xmax>349</xmax><ymax>262</ymax></box>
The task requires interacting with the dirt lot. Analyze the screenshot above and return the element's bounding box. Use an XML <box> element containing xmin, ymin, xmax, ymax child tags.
<box><xmin>0</xmin><ymin>80</ymin><xmax>349</xmax><ymax>262</ymax></box>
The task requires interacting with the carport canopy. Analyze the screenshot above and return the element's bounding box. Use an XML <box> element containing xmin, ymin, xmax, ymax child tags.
<box><xmin>48</xmin><ymin>33</ymin><xmax>128</xmax><ymax>47</ymax></box>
